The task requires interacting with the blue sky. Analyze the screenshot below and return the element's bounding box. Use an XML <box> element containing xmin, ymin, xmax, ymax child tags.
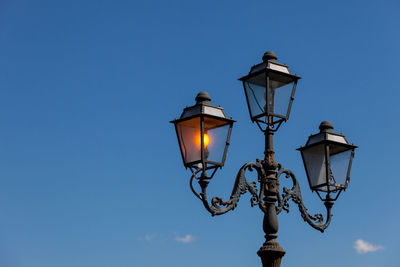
<box><xmin>0</xmin><ymin>0</ymin><xmax>399</xmax><ymax>266</ymax></box>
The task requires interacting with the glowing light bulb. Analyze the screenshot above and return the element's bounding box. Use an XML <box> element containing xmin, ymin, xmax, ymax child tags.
<box><xmin>203</xmin><ymin>133</ymin><xmax>209</xmax><ymax>147</ymax></box>
<box><xmin>195</xmin><ymin>132</ymin><xmax>210</xmax><ymax>148</ymax></box>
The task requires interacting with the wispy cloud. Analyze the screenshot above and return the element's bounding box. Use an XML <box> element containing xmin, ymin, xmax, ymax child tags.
<box><xmin>145</xmin><ymin>233</ymin><xmax>157</xmax><ymax>241</ymax></box>
<box><xmin>138</xmin><ymin>233</ymin><xmax>195</xmax><ymax>243</ymax></box>
<box><xmin>137</xmin><ymin>233</ymin><xmax>157</xmax><ymax>242</ymax></box>
<box><xmin>354</xmin><ymin>239</ymin><xmax>383</xmax><ymax>254</ymax></box>
<box><xmin>175</xmin><ymin>234</ymin><xmax>195</xmax><ymax>243</ymax></box>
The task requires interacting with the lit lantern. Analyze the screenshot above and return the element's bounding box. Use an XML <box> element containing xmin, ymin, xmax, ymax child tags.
<box><xmin>297</xmin><ymin>121</ymin><xmax>357</xmax><ymax>200</ymax></box>
<box><xmin>239</xmin><ymin>51</ymin><xmax>301</xmax><ymax>126</ymax></box>
<box><xmin>171</xmin><ymin>92</ymin><xmax>235</xmax><ymax>171</ymax></box>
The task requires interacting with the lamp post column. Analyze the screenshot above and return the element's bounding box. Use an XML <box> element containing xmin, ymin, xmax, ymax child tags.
<box><xmin>257</xmin><ymin>126</ymin><xmax>286</xmax><ymax>267</ymax></box>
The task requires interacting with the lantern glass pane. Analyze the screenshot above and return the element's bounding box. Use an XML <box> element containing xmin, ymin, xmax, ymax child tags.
<box><xmin>302</xmin><ymin>144</ymin><xmax>327</xmax><ymax>189</ymax></box>
<box><xmin>271</xmin><ymin>82</ymin><xmax>294</xmax><ymax>117</ymax></box>
<box><xmin>244</xmin><ymin>72</ymin><xmax>267</xmax><ymax>119</ymax></box>
<box><xmin>204</xmin><ymin>117</ymin><xmax>231</xmax><ymax>164</ymax></box>
<box><xmin>330</xmin><ymin>149</ymin><xmax>352</xmax><ymax>186</ymax></box>
<box><xmin>175</xmin><ymin>117</ymin><xmax>201</xmax><ymax>165</ymax></box>
<box><xmin>244</xmin><ymin>71</ymin><xmax>296</xmax><ymax>121</ymax></box>
<box><xmin>269</xmin><ymin>72</ymin><xmax>295</xmax><ymax>118</ymax></box>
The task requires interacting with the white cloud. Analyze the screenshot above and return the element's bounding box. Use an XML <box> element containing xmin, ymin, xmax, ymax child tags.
<box><xmin>137</xmin><ymin>233</ymin><xmax>157</xmax><ymax>241</ymax></box>
<box><xmin>145</xmin><ymin>234</ymin><xmax>156</xmax><ymax>241</ymax></box>
<box><xmin>354</xmin><ymin>239</ymin><xmax>383</xmax><ymax>254</ymax></box>
<box><xmin>175</xmin><ymin>234</ymin><xmax>195</xmax><ymax>243</ymax></box>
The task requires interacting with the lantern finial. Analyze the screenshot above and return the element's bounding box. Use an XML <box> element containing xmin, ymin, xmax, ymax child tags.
<box><xmin>262</xmin><ymin>51</ymin><xmax>278</xmax><ymax>62</ymax></box>
<box><xmin>195</xmin><ymin>91</ymin><xmax>211</xmax><ymax>104</ymax></box>
<box><xmin>319</xmin><ymin>121</ymin><xmax>334</xmax><ymax>133</ymax></box>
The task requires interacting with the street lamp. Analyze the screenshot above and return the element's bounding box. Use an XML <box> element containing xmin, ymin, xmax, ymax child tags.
<box><xmin>170</xmin><ymin>51</ymin><xmax>357</xmax><ymax>267</ymax></box>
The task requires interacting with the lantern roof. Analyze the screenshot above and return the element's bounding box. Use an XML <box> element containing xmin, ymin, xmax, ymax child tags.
<box><xmin>298</xmin><ymin>121</ymin><xmax>358</xmax><ymax>151</ymax></box>
<box><xmin>172</xmin><ymin>91</ymin><xmax>236</xmax><ymax>123</ymax></box>
<box><xmin>239</xmin><ymin>51</ymin><xmax>302</xmax><ymax>82</ymax></box>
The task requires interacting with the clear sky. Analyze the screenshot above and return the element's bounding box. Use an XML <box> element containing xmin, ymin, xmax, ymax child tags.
<box><xmin>0</xmin><ymin>0</ymin><xmax>399</xmax><ymax>266</ymax></box>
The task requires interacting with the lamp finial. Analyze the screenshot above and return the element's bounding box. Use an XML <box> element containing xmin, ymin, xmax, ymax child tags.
<box><xmin>262</xmin><ymin>51</ymin><xmax>278</xmax><ymax>62</ymax></box>
<box><xmin>195</xmin><ymin>91</ymin><xmax>211</xmax><ymax>104</ymax></box>
<box><xmin>319</xmin><ymin>121</ymin><xmax>334</xmax><ymax>133</ymax></box>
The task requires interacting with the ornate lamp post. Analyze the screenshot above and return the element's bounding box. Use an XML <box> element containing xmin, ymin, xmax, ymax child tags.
<box><xmin>170</xmin><ymin>51</ymin><xmax>357</xmax><ymax>267</ymax></box>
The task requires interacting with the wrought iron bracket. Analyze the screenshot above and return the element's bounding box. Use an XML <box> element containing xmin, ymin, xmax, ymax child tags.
<box><xmin>190</xmin><ymin>161</ymin><xmax>333</xmax><ymax>232</ymax></box>
<box><xmin>190</xmin><ymin>161</ymin><xmax>261</xmax><ymax>216</ymax></box>
<box><xmin>275</xmin><ymin>164</ymin><xmax>333</xmax><ymax>232</ymax></box>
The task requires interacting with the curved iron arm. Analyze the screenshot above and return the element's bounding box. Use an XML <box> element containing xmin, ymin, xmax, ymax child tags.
<box><xmin>275</xmin><ymin>164</ymin><xmax>333</xmax><ymax>232</ymax></box>
<box><xmin>196</xmin><ymin>162</ymin><xmax>262</xmax><ymax>216</ymax></box>
<box><xmin>189</xmin><ymin>169</ymin><xmax>202</xmax><ymax>201</ymax></box>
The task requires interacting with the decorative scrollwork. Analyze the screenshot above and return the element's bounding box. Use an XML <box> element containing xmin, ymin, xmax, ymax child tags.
<box><xmin>190</xmin><ymin>161</ymin><xmax>333</xmax><ymax>232</ymax></box>
<box><xmin>275</xmin><ymin>164</ymin><xmax>333</xmax><ymax>233</ymax></box>
<box><xmin>197</xmin><ymin>162</ymin><xmax>262</xmax><ymax>216</ymax></box>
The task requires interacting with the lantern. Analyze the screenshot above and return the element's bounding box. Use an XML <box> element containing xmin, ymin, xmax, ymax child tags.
<box><xmin>171</xmin><ymin>92</ymin><xmax>235</xmax><ymax>171</ymax></box>
<box><xmin>239</xmin><ymin>51</ymin><xmax>301</xmax><ymax>126</ymax></box>
<box><xmin>297</xmin><ymin>121</ymin><xmax>357</xmax><ymax>200</ymax></box>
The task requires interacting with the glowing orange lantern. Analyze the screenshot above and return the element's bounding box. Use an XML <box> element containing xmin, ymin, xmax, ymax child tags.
<box><xmin>171</xmin><ymin>92</ymin><xmax>235</xmax><ymax>171</ymax></box>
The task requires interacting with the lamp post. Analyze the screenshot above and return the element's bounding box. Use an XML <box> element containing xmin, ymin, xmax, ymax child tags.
<box><xmin>170</xmin><ymin>51</ymin><xmax>357</xmax><ymax>267</ymax></box>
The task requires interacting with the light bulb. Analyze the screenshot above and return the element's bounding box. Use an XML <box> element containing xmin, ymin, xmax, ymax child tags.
<box><xmin>195</xmin><ymin>132</ymin><xmax>210</xmax><ymax>148</ymax></box>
